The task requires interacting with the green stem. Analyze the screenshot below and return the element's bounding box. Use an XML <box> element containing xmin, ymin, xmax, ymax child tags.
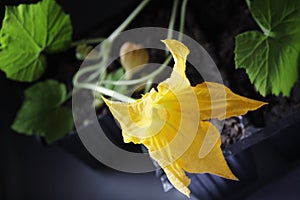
<box><xmin>72</xmin><ymin>0</ymin><xmax>150</xmax><ymax>86</ymax></box>
<box><xmin>65</xmin><ymin>90</ymin><xmax>73</xmax><ymax>101</ymax></box>
<box><xmin>71</xmin><ymin>0</ymin><xmax>188</xmax><ymax>103</ymax></box>
<box><xmin>71</xmin><ymin>37</ymin><xmax>106</xmax><ymax>47</ymax></box>
<box><xmin>96</xmin><ymin>40</ymin><xmax>112</xmax><ymax>83</ymax></box>
<box><xmin>78</xmin><ymin>83</ymin><xmax>135</xmax><ymax>103</ymax></box>
<box><xmin>72</xmin><ymin>62</ymin><xmax>103</xmax><ymax>86</ymax></box>
<box><xmin>102</xmin><ymin>55</ymin><xmax>172</xmax><ymax>86</ymax></box>
<box><xmin>144</xmin><ymin>78</ymin><xmax>153</xmax><ymax>93</ymax></box>
<box><xmin>108</xmin><ymin>0</ymin><xmax>151</xmax><ymax>42</ymax></box>
<box><xmin>178</xmin><ymin>0</ymin><xmax>188</xmax><ymax>41</ymax></box>
<box><xmin>84</xmin><ymin>41</ymin><xmax>111</xmax><ymax>83</ymax></box>
<box><xmin>60</xmin><ymin>90</ymin><xmax>74</xmax><ymax>105</ymax></box>
<box><xmin>167</xmin><ymin>0</ymin><xmax>179</xmax><ymax>40</ymax></box>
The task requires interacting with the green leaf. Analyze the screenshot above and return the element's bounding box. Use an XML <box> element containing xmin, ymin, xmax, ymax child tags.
<box><xmin>105</xmin><ymin>68</ymin><xmax>127</xmax><ymax>93</ymax></box>
<box><xmin>234</xmin><ymin>0</ymin><xmax>300</xmax><ymax>96</ymax></box>
<box><xmin>0</xmin><ymin>0</ymin><xmax>72</xmax><ymax>82</ymax></box>
<box><xmin>11</xmin><ymin>80</ymin><xmax>74</xmax><ymax>143</ymax></box>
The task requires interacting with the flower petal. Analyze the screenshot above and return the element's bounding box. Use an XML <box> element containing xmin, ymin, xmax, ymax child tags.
<box><xmin>198</xmin><ymin>122</ymin><xmax>220</xmax><ymax>159</ymax></box>
<box><xmin>163</xmin><ymin>162</ymin><xmax>191</xmax><ymax>197</ymax></box>
<box><xmin>193</xmin><ymin>82</ymin><xmax>267</xmax><ymax>120</ymax></box>
<box><xmin>150</xmin><ymin>121</ymin><xmax>237</xmax><ymax>197</ymax></box>
<box><xmin>162</xmin><ymin>39</ymin><xmax>190</xmax><ymax>81</ymax></box>
<box><xmin>101</xmin><ymin>39</ymin><xmax>267</xmax><ymax>198</ymax></box>
<box><xmin>178</xmin><ymin>121</ymin><xmax>237</xmax><ymax>180</ymax></box>
<box><xmin>102</xmin><ymin>90</ymin><xmax>156</xmax><ymax>141</ymax></box>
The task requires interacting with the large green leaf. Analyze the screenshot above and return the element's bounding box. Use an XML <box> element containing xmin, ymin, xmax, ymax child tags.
<box><xmin>0</xmin><ymin>0</ymin><xmax>72</xmax><ymax>82</ymax></box>
<box><xmin>234</xmin><ymin>0</ymin><xmax>300</xmax><ymax>96</ymax></box>
<box><xmin>11</xmin><ymin>80</ymin><xmax>74</xmax><ymax>143</ymax></box>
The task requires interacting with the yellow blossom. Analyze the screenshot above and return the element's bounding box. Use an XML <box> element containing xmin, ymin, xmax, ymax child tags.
<box><xmin>103</xmin><ymin>39</ymin><xmax>266</xmax><ymax>197</ymax></box>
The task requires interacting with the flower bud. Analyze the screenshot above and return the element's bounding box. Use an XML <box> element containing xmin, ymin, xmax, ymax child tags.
<box><xmin>120</xmin><ymin>42</ymin><xmax>149</xmax><ymax>79</ymax></box>
<box><xmin>76</xmin><ymin>44</ymin><xmax>100</xmax><ymax>60</ymax></box>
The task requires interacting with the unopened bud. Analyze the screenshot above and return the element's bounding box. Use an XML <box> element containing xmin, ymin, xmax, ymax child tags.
<box><xmin>76</xmin><ymin>44</ymin><xmax>100</xmax><ymax>60</ymax></box>
<box><xmin>120</xmin><ymin>42</ymin><xmax>149</xmax><ymax>79</ymax></box>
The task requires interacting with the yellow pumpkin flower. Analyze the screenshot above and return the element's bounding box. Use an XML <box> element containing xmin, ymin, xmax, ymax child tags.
<box><xmin>103</xmin><ymin>39</ymin><xmax>266</xmax><ymax>197</ymax></box>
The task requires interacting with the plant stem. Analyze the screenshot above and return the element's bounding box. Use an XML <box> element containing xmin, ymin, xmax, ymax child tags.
<box><xmin>108</xmin><ymin>0</ymin><xmax>151</xmax><ymax>42</ymax></box>
<box><xmin>165</xmin><ymin>0</ymin><xmax>179</xmax><ymax>55</ymax></box>
<box><xmin>178</xmin><ymin>0</ymin><xmax>188</xmax><ymax>41</ymax></box>
<box><xmin>102</xmin><ymin>55</ymin><xmax>172</xmax><ymax>86</ymax></box>
<box><xmin>167</xmin><ymin>0</ymin><xmax>179</xmax><ymax>40</ymax></box>
<box><xmin>73</xmin><ymin>0</ymin><xmax>150</xmax><ymax>87</ymax></box>
<box><xmin>78</xmin><ymin>83</ymin><xmax>135</xmax><ymax>103</ymax></box>
<box><xmin>71</xmin><ymin>37</ymin><xmax>106</xmax><ymax>47</ymax></box>
<box><xmin>60</xmin><ymin>90</ymin><xmax>74</xmax><ymax>105</ymax></box>
<box><xmin>71</xmin><ymin>0</ymin><xmax>188</xmax><ymax>103</ymax></box>
<box><xmin>84</xmin><ymin>40</ymin><xmax>112</xmax><ymax>83</ymax></box>
<box><xmin>65</xmin><ymin>90</ymin><xmax>73</xmax><ymax>101</ymax></box>
<box><xmin>94</xmin><ymin>40</ymin><xmax>112</xmax><ymax>82</ymax></box>
<box><xmin>144</xmin><ymin>78</ymin><xmax>153</xmax><ymax>93</ymax></box>
<box><xmin>73</xmin><ymin>62</ymin><xmax>103</xmax><ymax>86</ymax></box>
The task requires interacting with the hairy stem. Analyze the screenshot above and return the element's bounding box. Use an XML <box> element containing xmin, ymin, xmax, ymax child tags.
<box><xmin>78</xmin><ymin>83</ymin><xmax>135</xmax><ymax>103</ymax></box>
<box><xmin>71</xmin><ymin>37</ymin><xmax>106</xmax><ymax>47</ymax></box>
<box><xmin>167</xmin><ymin>0</ymin><xmax>179</xmax><ymax>40</ymax></box>
<box><xmin>108</xmin><ymin>0</ymin><xmax>151</xmax><ymax>42</ymax></box>
<box><xmin>102</xmin><ymin>55</ymin><xmax>172</xmax><ymax>86</ymax></box>
<box><xmin>178</xmin><ymin>0</ymin><xmax>188</xmax><ymax>41</ymax></box>
<box><xmin>73</xmin><ymin>0</ymin><xmax>150</xmax><ymax>87</ymax></box>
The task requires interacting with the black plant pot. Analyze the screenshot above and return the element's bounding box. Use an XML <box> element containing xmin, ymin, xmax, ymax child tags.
<box><xmin>187</xmin><ymin>110</ymin><xmax>300</xmax><ymax>200</ymax></box>
<box><xmin>58</xmin><ymin>109</ymin><xmax>300</xmax><ymax>200</ymax></box>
